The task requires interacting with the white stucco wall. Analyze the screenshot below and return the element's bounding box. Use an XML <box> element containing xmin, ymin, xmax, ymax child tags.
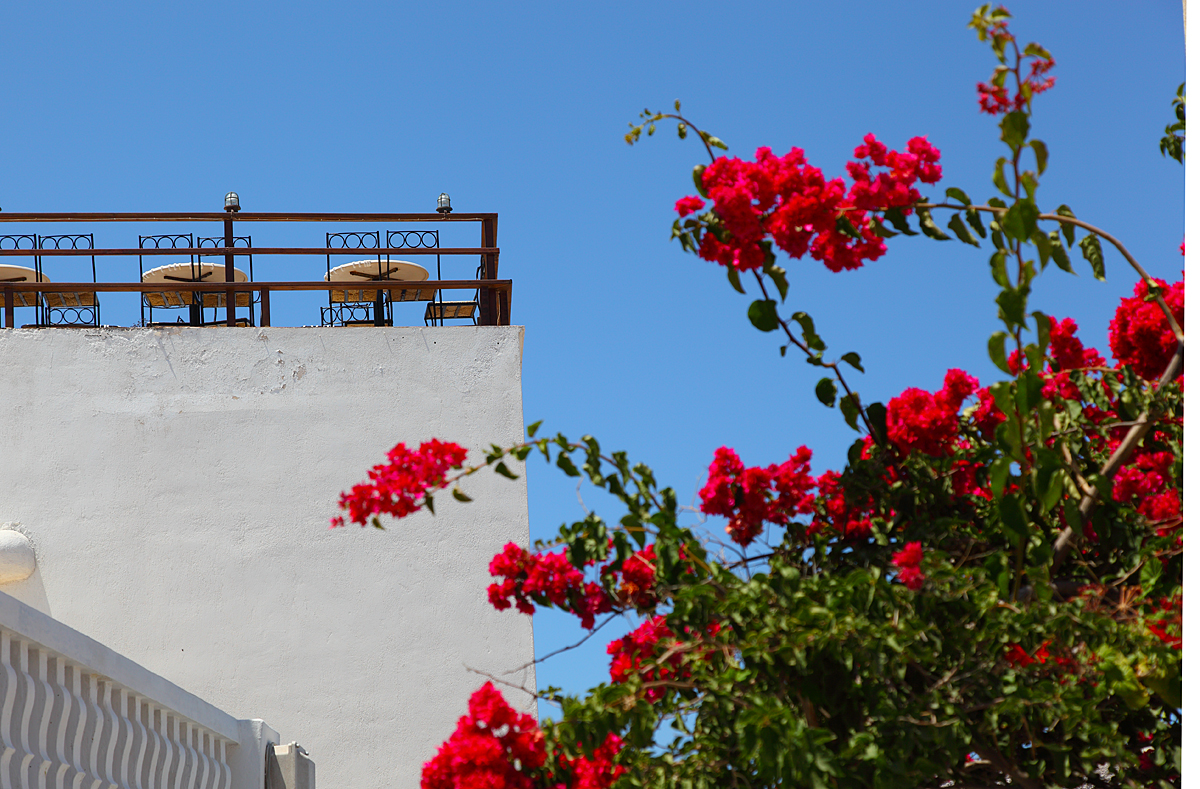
<box><xmin>0</xmin><ymin>326</ymin><xmax>535</xmax><ymax>789</ymax></box>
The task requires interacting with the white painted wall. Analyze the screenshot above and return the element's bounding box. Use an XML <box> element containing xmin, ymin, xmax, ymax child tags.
<box><xmin>0</xmin><ymin>326</ymin><xmax>535</xmax><ymax>789</ymax></box>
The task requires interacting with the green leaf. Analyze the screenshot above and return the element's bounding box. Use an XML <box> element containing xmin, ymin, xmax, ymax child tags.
<box><xmin>947</xmin><ymin>213</ymin><xmax>980</xmax><ymax>246</ymax></box>
<box><xmin>451</xmin><ymin>487</ymin><xmax>473</xmax><ymax>502</ymax></box>
<box><xmin>1000</xmin><ymin>198</ymin><xmax>1038</xmax><ymax>242</ymax></box>
<box><xmin>865</xmin><ymin>402</ymin><xmax>888</xmax><ymax>442</ymax></box>
<box><xmin>840</xmin><ymin>352</ymin><xmax>864</xmax><ymax>373</ymax></box>
<box><xmin>965</xmin><ymin>208</ymin><xmax>987</xmax><ymax>238</ymax></box>
<box><xmin>556</xmin><ymin>453</ymin><xmax>581</xmax><ymax>477</ymax></box>
<box><xmin>673</xmin><ymin>98</ymin><xmax>681</xmax><ymax>111</ymax></box>
<box><xmin>527</xmin><ymin>420</ymin><xmax>543</xmax><ymax>438</ymax></box>
<box><xmin>1000</xmin><ymin>111</ymin><xmax>1030</xmax><ymax>154</ymax></box>
<box><xmin>999</xmin><ymin>493</ymin><xmax>1030</xmax><ymax>539</ymax></box>
<box><xmin>693</xmin><ymin>165</ymin><xmax>708</xmax><ymax>198</ymax></box>
<box><xmin>1029</xmin><ymin>139</ymin><xmax>1048</xmax><ymax>174</ymax></box>
<box><xmin>677</xmin><ymin>122</ymin><xmax>687</xmax><ymax>140</ymax></box>
<box><xmin>839</xmin><ymin>393</ymin><xmax>861</xmax><ymax>432</ymax></box>
<box><xmin>988</xmin><ymin>331</ymin><xmax>1011</xmax><ymax>374</ymax></box>
<box><xmin>815</xmin><ymin>378</ymin><xmax>837</xmax><ymax>407</ymax></box>
<box><xmin>916</xmin><ymin>207</ymin><xmax>951</xmax><ymax>240</ymax></box>
<box><xmin>1023</xmin><ymin>42</ymin><xmax>1052</xmax><ymax>59</ymax></box>
<box><xmin>1055</xmin><ymin>205</ymin><xmax>1076</xmax><ymax>246</ymax></box>
<box><xmin>868</xmin><ymin>216</ymin><xmax>899</xmax><ymax>238</ymax></box>
<box><xmin>1032</xmin><ymin>311</ymin><xmax>1052</xmax><ymax>356</ymax></box>
<box><xmin>945</xmin><ymin>187</ymin><xmax>972</xmax><ymax>205</ymax></box>
<box><xmin>835</xmin><ymin>215</ymin><xmax>863</xmax><ymax>240</ymax></box>
<box><xmin>993</xmin><ymin>157</ymin><xmax>1013</xmax><ymax>197</ymax></box>
<box><xmin>494</xmin><ymin>462</ymin><xmax>519</xmax><ymax>480</ymax></box>
<box><xmin>791</xmin><ymin>312</ymin><xmax>826</xmax><ymax>351</ymax></box>
<box><xmin>764</xmin><ymin>264</ymin><xmax>789</xmax><ymax>302</ymax></box>
<box><xmin>882</xmin><ymin>207</ymin><xmax>918</xmax><ymax>236</ymax></box>
<box><xmin>989</xmin><ymin>457</ymin><xmax>1010</xmax><ymax>499</ymax></box>
<box><xmin>1080</xmin><ymin>233</ymin><xmax>1105</xmax><ymax>281</ymax></box>
<box><xmin>747</xmin><ymin>299</ymin><xmax>779</xmax><ymax>332</ymax></box>
<box><xmin>726</xmin><ymin>265</ymin><xmax>745</xmax><ymax>294</ymax></box>
<box><xmin>1048</xmin><ymin>230</ymin><xmax>1074</xmax><ymax>274</ymax></box>
<box><xmin>989</xmin><ymin>250</ymin><xmax>1011</xmax><ymax>288</ymax></box>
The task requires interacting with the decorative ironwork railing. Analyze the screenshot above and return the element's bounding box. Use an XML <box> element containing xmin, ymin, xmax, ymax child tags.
<box><xmin>0</xmin><ymin>212</ymin><xmax>507</xmax><ymax>329</ymax></box>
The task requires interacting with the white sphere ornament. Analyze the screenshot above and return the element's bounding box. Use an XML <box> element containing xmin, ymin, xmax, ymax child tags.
<box><xmin>0</xmin><ymin>531</ymin><xmax>36</xmax><ymax>583</ymax></box>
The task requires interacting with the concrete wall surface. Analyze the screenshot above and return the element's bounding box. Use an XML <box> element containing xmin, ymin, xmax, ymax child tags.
<box><xmin>0</xmin><ymin>326</ymin><xmax>535</xmax><ymax>789</ymax></box>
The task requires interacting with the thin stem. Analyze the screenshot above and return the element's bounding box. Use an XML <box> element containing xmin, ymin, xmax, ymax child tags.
<box><xmin>752</xmin><ymin>270</ymin><xmax>885</xmax><ymax>448</ymax></box>
<box><xmin>922</xmin><ymin>202</ymin><xmax>1184</xmax><ymax>342</ymax></box>
<box><xmin>502</xmin><ymin>613</ymin><xmax>622</xmax><ymax>674</ymax></box>
<box><xmin>651</xmin><ymin>113</ymin><xmax>718</xmax><ymax>163</ymax></box>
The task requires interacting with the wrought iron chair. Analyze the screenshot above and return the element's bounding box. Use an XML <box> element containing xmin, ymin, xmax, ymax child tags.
<box><xmin>36</xmin><ymin>234</ymin><xmax>99</xmax><ymax>327</ymax></box>
<box><xmin>321</xmin><ymin>231</ymin><xmax>386</xmax><ymax>326</ymax></box>
<box><xmin>197</xmin><ymin>235</ymin><xmax>255</xmax><ymax>326</ymax></box>
<box><xmin>0</xmin><ymin>235</ymin><xmax>43</xmax><ymax>326</ymax></box>
<box><xmin>139</xmin><ymin>234</ymin><xmax>198</xmax><ymax>326</ymax></box>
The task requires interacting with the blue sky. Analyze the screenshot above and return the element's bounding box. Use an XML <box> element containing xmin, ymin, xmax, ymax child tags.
<box><xmin>0</xmin><ymin>1</ymin><xmax>1185</xmax><ymax>720</ymax></box>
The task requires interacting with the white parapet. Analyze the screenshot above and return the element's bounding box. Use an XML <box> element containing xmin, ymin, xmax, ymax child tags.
<box><xmin>0</xmin><ymin>590</ymin><xmax>282</xmax><ymax>789</ymax></box>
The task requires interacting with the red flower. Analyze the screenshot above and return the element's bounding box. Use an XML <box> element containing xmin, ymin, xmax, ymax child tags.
<box><xmin>332</xmin><ymin>439</ymin><xmax>468</xmax><ymax>527</ymax></box>
<box><xmin>421</xmin><ymin>682</ymin><xmax>545</xmax><ymax>789</ymax></box>
<box><xmin>698</xmin><ymin>446</ymin><xmax>817</xmax><ymax>546</ymax></box>
<box><xmin>892</xmin><ymin>541</ymin><xmax>925</xmax><ymax>590</ymax></box>
<box><xmin>1109</xmin><ymin>276</ymin><xmax>1184</xmax><ymax>380</ymax></box>
<box><xmin>674</xmin><ymin>195</ymin><xmax>705</xmax><ymax>217</ymax></box>
<box><xmin>886</xmin><ymin>369</ymin><xmax>978</xmax><ymax>458</ymax></box>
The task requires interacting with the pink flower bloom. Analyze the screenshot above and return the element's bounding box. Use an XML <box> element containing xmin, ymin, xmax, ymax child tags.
<box><xmin>892</xmin><ymin>541</ymin><xmax>925</xmax><ymax>590</ymax></box>
<box><xmin>332</xmin><ymin>439</ymin><xmax>468</xmax><ymax>527</ymax></box>
<box><xmin>674</xmin><ymin>195</ymin><xmax>706</xmax><ymax>217</ymax></box>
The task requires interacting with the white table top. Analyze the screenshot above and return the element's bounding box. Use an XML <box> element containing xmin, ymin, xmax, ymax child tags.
<box><xmin>0</xmin><ymin>265</ymin><xmax>48</xmax><ymax>284</ymax></box>
<box><xmin>325</xmin><ymin>259</ymin><xmax>429</xmax><ymax>283</ymax></box>
<box><xmin>142</xmin><ymin>262</ymin><xmax>248</xmax><ymax>283</ymax></box>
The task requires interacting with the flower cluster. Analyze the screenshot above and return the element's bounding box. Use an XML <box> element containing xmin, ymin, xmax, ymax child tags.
<box><xmin>606</xmin><ymin>616</ymin><xmax>682</xmax><ymax>702</ymax></box>
<box><xmin>487</xmin><ymin>543</ymin><xmax>659</xmax><ymax>629</ymax></box>
<box><xmin>809</xmin><ymin>470</ymin><xmax>874</xmax><ymax>540</ymax></box>
<box><xmin>1108</xmin><ymin>276</ymin><xmax>1184</xmax><ymax>380</ymax></box>
<box><xmin>331</xmin><ymin>439</ymin><xmax>468</xmax><ymax>528</ymax></box>
<box><xmin>422</xmin><ymin>683</ymin><xmax>625</xmax><ymax>789</ymax></box>
<box><xmin>676</xmin><ymin>137</ymin><xmax>941</xmax><ymax>274</ymax></box>
<box><xmin>886</xmin><ymin>369</ymin><xmax>979</xmax><ymax>458</ymax></box>
<box><xmin>1113</xmin><ymin>450</ymin><xmax>1181</xmax><ymax>523</ymax></box>
<box><xmin>554</xmin><ymin>733</ymin><xmax>625</xmax><ymax>789</ymax></box>
<box><xmin>974</xmin><ymin>10</ymin><xmax>1055</xmax><ymax>115</ymax></box>
<box><xmin>698</xmin><ymin>446</ymin><xmax>817</xmax><ymax>546</ymax></box>
<box><xmin>891</xmin><ymin>541</ymin><xmax>925</xmax><ymax>590</ymax></box>
<box><xmin>422</xmin><ymin>682</ymin><xmax>545</xmax><ymax>789</ymax></box>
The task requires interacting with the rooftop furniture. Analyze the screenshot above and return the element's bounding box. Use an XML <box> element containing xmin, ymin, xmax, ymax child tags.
<box><xmin>142</xmin><ymin>262</ymin><xmax>249</xmax><ymax>326</ymax></box>
<box><xmin>324</xmin><ymin>259</ymin><xmax>430</xmax><ymax>326</ymax></box>
<box><xmin>35</xmin><ymin>234</ymin><xmax>100</xmax><ymax>326</ymax></box>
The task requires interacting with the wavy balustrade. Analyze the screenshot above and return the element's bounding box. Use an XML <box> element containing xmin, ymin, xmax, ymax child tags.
<box><xmin>0</xmin><ymin>630</ymin><xmax>236</xmax><ymax>789</ymax></box>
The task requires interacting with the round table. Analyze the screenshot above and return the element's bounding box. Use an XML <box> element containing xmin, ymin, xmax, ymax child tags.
<box><xmin>0</xmin><ymin>265</ymin><xmax>48</xmax><ymax>309</ymax></box>
<box><xmin>325</xmin><ymin>260</ymin><xmax>431</xmax><ymax>324</ymax></box>
<box><xmin>142</xmin><ymin>262</ymin><xmax>250</xmax><ymax>312</ymax></box>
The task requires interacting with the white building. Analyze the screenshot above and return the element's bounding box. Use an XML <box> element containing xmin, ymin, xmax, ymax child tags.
<box><xmin>0</xmin><ymin>210</ymin><xmax>534</xmax><ymax>789</ymax></box>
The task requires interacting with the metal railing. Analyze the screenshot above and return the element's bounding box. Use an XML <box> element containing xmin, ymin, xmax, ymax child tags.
<box><xmin>0</xmin><ymin>211</ymin><xmax>508</xmax><ymax>328</ymax></box>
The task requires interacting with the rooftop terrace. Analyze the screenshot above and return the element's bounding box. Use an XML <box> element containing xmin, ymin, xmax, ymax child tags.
<box><xmin>0</xmin><ymin>197</ymin><xmax>510</xmax><ymax>329</ymax></box>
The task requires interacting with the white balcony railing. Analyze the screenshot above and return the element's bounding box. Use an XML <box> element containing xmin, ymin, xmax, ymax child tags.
<box><xmin>0</xmin><ymin>592</ymin><xmax>287</xmax><ymax>789</ymax></box>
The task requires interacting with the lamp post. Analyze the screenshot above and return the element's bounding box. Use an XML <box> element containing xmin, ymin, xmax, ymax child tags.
<box><xmin>223</xmin><ymin>192</ymin><xmax>238</xmax><ymax>326</ymax></box>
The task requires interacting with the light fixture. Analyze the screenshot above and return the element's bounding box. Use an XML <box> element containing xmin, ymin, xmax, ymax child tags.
<box><xmin>436</xmin><ymin>193</ymin><xmax>452</xmax><ymax>214</ymax></box>
<box><xmin>224</xmin><ymin>192</ymin><xmax>240</xmax><ymax>212</ymax></box>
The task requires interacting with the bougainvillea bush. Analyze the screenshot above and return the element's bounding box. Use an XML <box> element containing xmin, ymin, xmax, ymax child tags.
<box><xmin>335</xmin><ymin>7</ymin><xmax>1183</xmax><ymax>788</ymax></box>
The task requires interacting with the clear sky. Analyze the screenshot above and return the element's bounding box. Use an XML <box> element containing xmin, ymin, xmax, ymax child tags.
<box><xmin>0</xmin><ymin>1</ymin><xmax>1185</xmax><ymax>721</ymax></box>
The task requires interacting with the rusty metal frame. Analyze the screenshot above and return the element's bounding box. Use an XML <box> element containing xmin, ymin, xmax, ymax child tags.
<box><xmin>0</xmin><ymin>212</ymin><xmax>507</xmax><ymax>327</ymax></box>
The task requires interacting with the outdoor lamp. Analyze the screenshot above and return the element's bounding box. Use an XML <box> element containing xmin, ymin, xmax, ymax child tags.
<box><xmin>436</xmin><ymin>193</ymin><xmax>452</xmax><ymax>214</ymax></box>
<box><xmin>224</xmin><ymin>192</ymin><xmax>240</xmax><ymax>212</ymax></box>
